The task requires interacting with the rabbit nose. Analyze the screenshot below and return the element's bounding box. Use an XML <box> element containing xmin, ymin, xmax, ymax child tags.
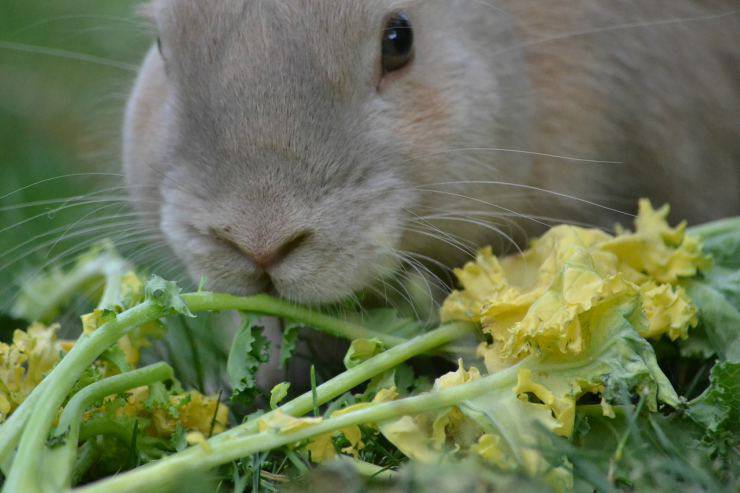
<box><xmin>211</xmin><ymin>227</ymin><xmax>313</xmax><ymax>271</ymax></box>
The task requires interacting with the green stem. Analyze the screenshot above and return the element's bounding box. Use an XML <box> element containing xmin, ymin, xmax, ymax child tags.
<box><xmin>31</xmin><ymin>320</ymin><xmax>467</xmax><ymax>492</ymax></box>
<box><xmin>76</xmin><ymin>366</ymin><xmax>518</xmax><ymax>493</ymax></box>
<box><xmin>42</xmin><ymin>363</ymin><xmax>174</xmax><ymax>492</ymax></box>
<box><xmin>181</xmin><ymin>292</ymin><xmax>408</xmax><ymax>347</ymax></box>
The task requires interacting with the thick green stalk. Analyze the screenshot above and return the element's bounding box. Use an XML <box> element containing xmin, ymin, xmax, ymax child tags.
<box><xmin>42</xmin><ymin>363</ymin><xmax>174</xmax><ymax>492</ymax></box>
<box><xmin>181</xmin><ymin>292</ymin><xmax>408</xmax><ymax>347</ymax></box>
<box><xmin>76</xmin><ymin>365</ymin><xmax>519</xmax><ymax>493</ymax></box>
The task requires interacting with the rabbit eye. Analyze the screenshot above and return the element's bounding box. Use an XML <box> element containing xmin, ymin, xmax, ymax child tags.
<box><xmin>382</xmin><ymin>13</ymin><xmax>414</xmax><ymax>73</ymax></box>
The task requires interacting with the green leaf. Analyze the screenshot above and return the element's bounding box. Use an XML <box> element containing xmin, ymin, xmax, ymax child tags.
<box><xmin>227</xmin><ymin>316</ymin><xmax>271</xmax><ymax>406</ymax></box>
<box><xmin>99</xmin><ymin>346</ymin><xmax>131</xmax><ymax>373</ymax></box>
<box><xmin>144</xmin><ymin>275</ymin><xmax>194</xmax><ymax>317</ymax></box>
<box><xmin>170</xmin><ymin>424</ymin><xmax>188</xmax><ymax>452</ymax></box>
<box><xmin>159</xmin><ymin>314</ymin><xmax>230</xmax><ymax>393</ymax></box>
<box><xmin>682</xmin><ymin>219</ymin><xmax>740</xmax><ymax>363</ymax></box>
<box><xmin>10</xmin><ymin>242</ymin><xmax>129</xmax><ymax>323</ymax></box>
<box><xmin>145</xmin><ymin>382</ymin><xmax>172</xmax><ymax>411</ymax></box>
<box><xmin>682</xmin><ymin>274</ymin><xmax>740</xmax><ymax>362</ymax></box>
<box><xmin>686</xmin><ymin>361</ymin><xmax>739</xmax><ymax>440</ymax></box>
<box><xmin>691</xmin><ymin>218</ymin><xmax>740</xmax><ymax>270</ymax></box>
<box><xmin>394</xmin><ymin>364</ymin><xmax>417</xmax><ymax>396</ymax></box>
<box><xmin>279</xmin><ymin>322</ymin><xmax>301</xmax><ymax>370</ymax></box>
<box><xmin>270</xmin><ymin>382</ymin><xmax>291</xmax><ymax>410</ymax></box>
<box><xmin>569</xmin><ymin>408</ymin><xmax>728</xmax><ymax>492</ymax></box>
<box><xmin>343</xmin><ymin>338</ymin><xmax>387</xmax><ymax>370</ymax></box>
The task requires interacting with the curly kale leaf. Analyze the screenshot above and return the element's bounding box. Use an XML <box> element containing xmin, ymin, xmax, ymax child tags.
<box><xmin>227</xmin><ymin>315</ymin><xmax>271</xmax><ymax>406</ymax></box>
<box><xmin>144</xmin><ymin>276</ymin><xmax>194</xmax><ymax>318</ymax></box>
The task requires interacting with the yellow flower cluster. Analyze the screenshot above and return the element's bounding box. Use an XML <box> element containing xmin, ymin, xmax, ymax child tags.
<box><xmin>0</xmin><ymin>323</ymin><xmax>67</xmax><ymax>422</ymax></box>
<box><xmin>441</xmin><ymin>200</ymin><xmax>708</xmax><ymax>366</ymax></box>
<box><xmin>2</xmin><ymin>269</ymin><xmax>227</xmax><ymax>444</ymax></box>
<box><xmin>102</xmin><ymin>386</ymin><xmax>230</xmax><ymax>437</ymax></box>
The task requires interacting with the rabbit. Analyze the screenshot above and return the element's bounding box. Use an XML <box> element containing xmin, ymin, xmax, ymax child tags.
<box><xmin>124</xmin><ymin>0</ymin><xmax>739</xmax><ymax>306</ymax></box>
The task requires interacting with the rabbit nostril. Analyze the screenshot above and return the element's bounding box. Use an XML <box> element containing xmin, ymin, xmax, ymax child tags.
<box><xmin>251</xmin><ymin>230</ymin><xmax>313</xmax><ymax>270</ymax></box>
<box><xmin>210</xmin><ymin>228</ymin><xmax>313</xmax><ymax>271</ymax></box>
<box><xmin>276</xmin><ymin>230</ymin><xmax>312</xmax><ymax>259</ymax></box>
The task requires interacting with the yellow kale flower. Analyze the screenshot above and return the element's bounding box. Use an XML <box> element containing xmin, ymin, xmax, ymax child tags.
<box><xmin>513</xmin><ymin>368</ymin><xmax>577</xmax><ymax>437</ymax></box>
<box><xmin>173</xmin><ymin>391</ymin><xmax>230</xmax><ymax>435</ymax></box>
<box><xmin>639</xmin><ymin>282</ymin><xmax>697</xmax><ymax>340</ymax></box>
<box><xmin>185</xmin><ymin>431</ymin><xmax>212</xmax><ymax>452</ymax></box>
<box><xmin>257</xmin><ymin>411</ymin><xmax>341</xmax><ymax>463</ymax></box>
<box><xmin>604</xmin><ymin>200</ymin><xmax>710</xmax><ymax>283</ymax></box>
<box><xmin>338</xmin><ymin>424</ymin><xmax>365</xmax><ymax>458</ymax></box>
<box><xmin>441</xmin><ymin>200</ymin><xmax>708</xmax><ymax>361</ymax></box>
<box><xmin>0</xmin><ymin>323</ymin><xmax>66</xmax><ymax>422</ymax></box>
<box><xmin>108</xmin><ymin>386</ymin><xmax>229</xmax><ymax>437</ymax></box>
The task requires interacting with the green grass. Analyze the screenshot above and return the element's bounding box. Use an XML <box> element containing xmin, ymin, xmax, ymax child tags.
<box><xmin>0</xmin><ymin>0</ymin><xmax>152</xmax><ymax>302</ymax></box>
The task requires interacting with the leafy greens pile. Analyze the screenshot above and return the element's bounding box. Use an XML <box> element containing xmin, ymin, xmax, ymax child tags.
<box><xmin>0</xmin><ymin>201</ymin><xmax>737</xmax><ymax>493</ymax></box>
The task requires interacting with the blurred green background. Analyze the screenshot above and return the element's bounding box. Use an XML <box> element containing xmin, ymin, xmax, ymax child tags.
<box><xmin>0</xmin><ymin>3</ymin><xmax>231</xmax><ymax>395</ymax></box>
<box><xmin>0</xmin><ymin>1</ymin><xmax>153</xmax><ymax>307</ymax></box>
